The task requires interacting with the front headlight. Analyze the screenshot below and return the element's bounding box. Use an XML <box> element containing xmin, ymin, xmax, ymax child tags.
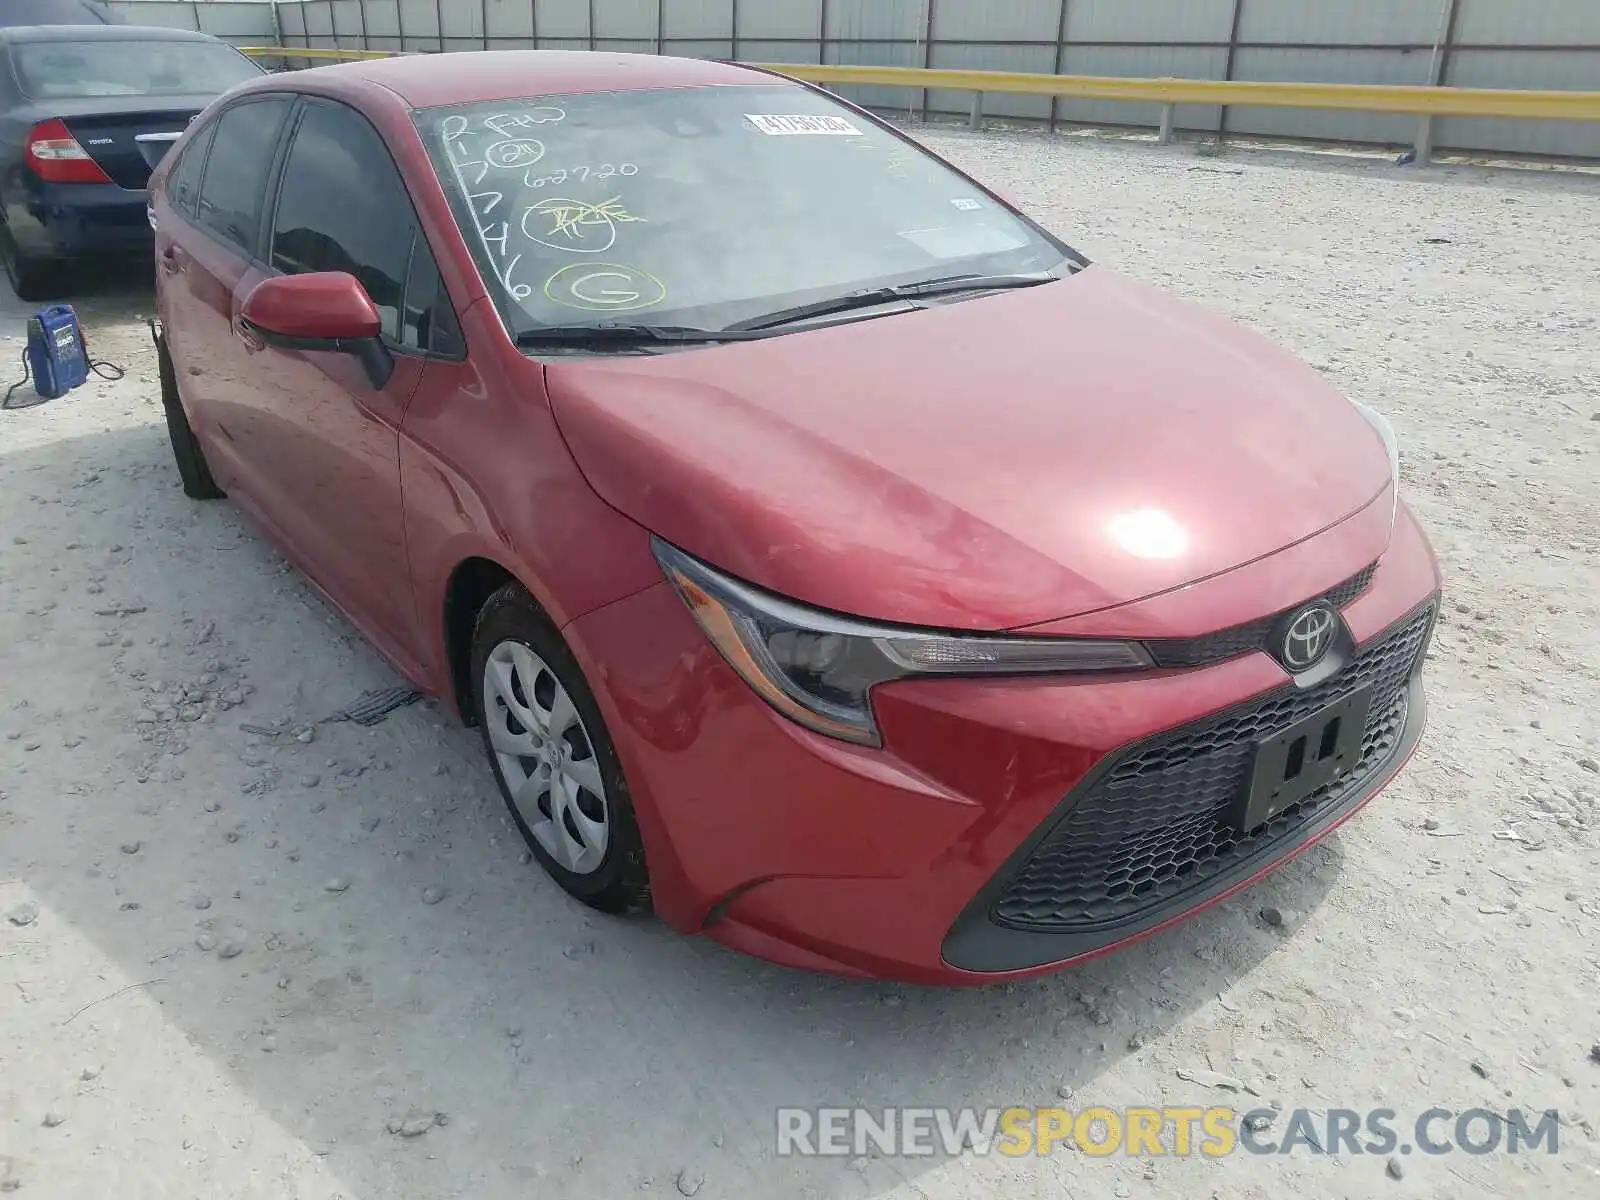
<box><xmin>654</xmin><ymin>538</ymin><xmax>1152</xmax><ymax>746</ymax></box>
<box><xmin>1350</xmin><ymin>399</ymin><xmax>1400</xmax><ymax>523</ymax></box>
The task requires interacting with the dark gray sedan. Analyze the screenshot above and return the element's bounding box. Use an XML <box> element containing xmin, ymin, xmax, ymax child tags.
<box><xmin>0</xmin><ymin>22</ymin><xmax>261</xmax><ymax>298</ymax></box>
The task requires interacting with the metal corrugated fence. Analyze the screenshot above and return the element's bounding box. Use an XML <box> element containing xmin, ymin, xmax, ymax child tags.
<box><xmin>107</xmin><ymin>0</ymin><xmax>1600</xmax><ymax>160</ymax></box>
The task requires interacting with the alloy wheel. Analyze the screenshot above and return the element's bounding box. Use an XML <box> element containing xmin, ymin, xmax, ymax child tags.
<box><xmin>482</xmin><ymin>639</ymin><xmax>610</xmax><ymax>875</ymax></box>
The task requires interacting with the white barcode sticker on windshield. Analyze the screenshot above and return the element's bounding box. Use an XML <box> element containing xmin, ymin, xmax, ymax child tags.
<box><xmin>746</xmin><ymin>113</ymin><xmax>863</xmax><ymax>136</ymax></box>
<box><xmin>898</xmin><ymin>224</ymin><xmax>1030</xmax><ymax>259</ymax></box>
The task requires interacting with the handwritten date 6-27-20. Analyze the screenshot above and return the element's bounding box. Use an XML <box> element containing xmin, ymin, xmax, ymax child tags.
<box><xmin>527</xmin><ymin>163</ymin><xmax>640</xmax><ymax>189</ymax></box>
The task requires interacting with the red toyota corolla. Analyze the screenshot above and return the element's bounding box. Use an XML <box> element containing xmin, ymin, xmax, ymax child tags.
<box><xmin>147</xmin><ymin>50</ymin><xmax>1440</xmax><ymax>984</ymax></box>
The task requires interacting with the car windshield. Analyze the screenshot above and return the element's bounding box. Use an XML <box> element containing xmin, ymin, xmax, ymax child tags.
<box><xmin>414</xmin><ymin>83</ymin><xmax>1071</xmax><ymax>337</ymax></box>
<box><xmin>11</xmin><ymin>39</ymin><xmax>262</xmax><ymax>100</ymax></box>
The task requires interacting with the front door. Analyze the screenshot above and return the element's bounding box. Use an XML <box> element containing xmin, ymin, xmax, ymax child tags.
<box><xmin>239</xmin><ymin>98</ymin><xmax>451</xmax><ymax>673</ymax></box>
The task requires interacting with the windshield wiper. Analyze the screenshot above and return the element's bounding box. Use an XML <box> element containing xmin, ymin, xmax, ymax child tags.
<box><xmin>515</xmin><ymin>272</ymin><xmax>1064</xmax><ymax>348</ymax></box>
<box><xmin>724</xmin><ymin>271</ymin><xmax>1062</xmax><ymax>333</ymax></box>
<box><xmin>514</xmin><ymin>323</ymin><xmax>771</xmax><ymax>348</ymax></box>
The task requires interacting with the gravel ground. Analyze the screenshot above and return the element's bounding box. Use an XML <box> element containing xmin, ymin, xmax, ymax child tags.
<box><xmin>1</xmin><ymin>128</ymin><xmax>1598</xmax><ymax>1200</ymax></box>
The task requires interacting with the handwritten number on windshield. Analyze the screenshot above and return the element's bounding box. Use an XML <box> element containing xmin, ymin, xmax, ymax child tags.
<box><xmin>526</xmin><ymin>162</ymin><xmax>639</xmax><ymax>189</ymax></box>
<box><xmin>440</xmin><ymin>107</ymin><xmax>661</xmax><ymax>306</ymax></box>
<box><xmin>506</xmin><ymin>253</ymin><xmax>532</xmax><ymax>299</ymax></box>
<box><xmin>486</xmin><ymin>139</ymin><xmax>545</xmax><ymax>170</ymax></box>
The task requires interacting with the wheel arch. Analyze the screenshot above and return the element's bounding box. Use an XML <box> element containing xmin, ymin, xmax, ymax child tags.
<box><xmin>442</xmin><ymin>555</ymin><xmax>521</xmax><ymax>726</ymax></box>
<box><xmin>443</xmin><ymin>554</ymin><xmax>587</xmax><ymax>727</ymax></box>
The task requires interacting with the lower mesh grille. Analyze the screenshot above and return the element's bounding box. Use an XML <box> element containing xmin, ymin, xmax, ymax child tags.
<box><xmin>992</xmin><ymin>603</ymin><xmax>1433</xmax><ymax>933</ymax></box>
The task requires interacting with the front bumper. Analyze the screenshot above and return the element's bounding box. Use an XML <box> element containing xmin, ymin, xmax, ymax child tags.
<box><xmin>563</xmin><ymin>502</ymin><xmax>1442</xmax><ymax>985</ymax></box>
<box><xmin>943</xmin><ymin>612</ymin><xmax>1431</xmax><ymax>972</ymax></box>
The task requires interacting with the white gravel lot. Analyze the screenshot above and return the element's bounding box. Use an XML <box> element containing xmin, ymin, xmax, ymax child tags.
<box><xmin>2</xmin><ymin>127</ymin><xmax>1598</xmax><ymax>1200</ymax></box>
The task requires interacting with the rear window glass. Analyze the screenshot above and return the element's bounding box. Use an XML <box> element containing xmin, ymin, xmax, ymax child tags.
<box><xmin>11</xmin><ymin>39</ymin><xmax>261</xmax><ymax>100</ymax></box>
<box><xmin>195</xmin><ymin>97</ymin><xmax>290</xmax><ymax>255</ymax></box>
<box><xmin>166</xmin><ymin>118</ymin><xmax>215</xmax><ymax>218</ymax></box>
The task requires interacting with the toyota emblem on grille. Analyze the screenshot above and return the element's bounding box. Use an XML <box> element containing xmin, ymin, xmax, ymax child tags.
<box><xmin>1282</xmin><ymin>604</ymin><xmax>1337</xmax><ymax>671</ymax></box>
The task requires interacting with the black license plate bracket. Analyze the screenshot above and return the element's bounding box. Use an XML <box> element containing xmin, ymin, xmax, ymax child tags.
<box><xmin>1236</xmin><ymin>686</ymin><xmax>1374</xmax><ymax>832</ymax></box>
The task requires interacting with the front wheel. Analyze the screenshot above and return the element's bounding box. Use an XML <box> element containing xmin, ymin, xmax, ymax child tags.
<box><xmin>471</xmin><ymin>582</ymin><xmax>651</xmax><ymax>915</ymax></box>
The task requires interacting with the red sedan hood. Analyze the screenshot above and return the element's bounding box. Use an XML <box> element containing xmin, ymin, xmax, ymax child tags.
<box><xmin>545</xmin><ymin>267</ymin><xmax>1391</xmax><ymax>631</ymax></box>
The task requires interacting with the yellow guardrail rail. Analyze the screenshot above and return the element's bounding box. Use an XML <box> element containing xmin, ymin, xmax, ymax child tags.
<box><xmin>238</xmin><ymin>47</ymin><xmax>1600</xmax><ymax>121</ymax></box>
<box><xmin>237</xmin><ymin>48</ymin><xmax>1600</xmax><ymax>161</ymax></box>
<box><xmin>240</xmin><ymin>45</ymin><xmax>398</xmax><ymax>62</ymax></box>
<box><xmin>757</xmin><ymin>63</ymin><xmax>1600</xmax><ymax>123</ymax></box>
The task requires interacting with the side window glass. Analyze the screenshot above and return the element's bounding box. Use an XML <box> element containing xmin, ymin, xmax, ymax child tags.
<box><xmin>166</xmin><ymin>119</ymin><xmax>215</xmax><ymax>219</ymax></box>
<box><xmin>400</xmin><ymin>234</ymin><xmax>463</xmax><ymax>355</ymax></box>
<box><xmin>195</xmin><ymin>97</ymin><xmax>290</xmax><ymax>254</ymax></box>
<box><xmin>270</xmin><ymin>101</ymin><xmax>416</xmax><ymax>343</ymax></box>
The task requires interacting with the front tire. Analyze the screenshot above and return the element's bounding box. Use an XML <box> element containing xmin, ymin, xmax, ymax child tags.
<box><xmin>156</xmin><ymin>333</ymin><xmax>224</xmax><ymax>500</ymax></box>
<box><xmin>471</xmin><ymin>582</ymin><xmax>651</xmax><ymax>915</ymax></box>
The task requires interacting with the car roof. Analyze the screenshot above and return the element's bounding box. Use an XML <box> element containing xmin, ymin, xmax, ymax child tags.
<box><xmin>278</xmin><ymin>49</ymin><xmax>778</xmax><ymax>110</ymax></box>
<box><xmin>0</xmin><ymin>23</ymin><xmax>220</xmax><ymax>45</ymax></box>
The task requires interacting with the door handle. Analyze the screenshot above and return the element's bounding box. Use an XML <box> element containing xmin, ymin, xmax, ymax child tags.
<box><xmin>232</xmin><ymin>317</ymin><xmax>265</xmax><ymax>353</ymax></box>
<box><xmin>159</xmin><ymin>244</ymin><xmax>184</xmax><ymax>275</ymax></box>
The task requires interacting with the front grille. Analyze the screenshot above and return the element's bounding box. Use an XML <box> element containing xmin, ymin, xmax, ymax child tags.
<box><xmin>1146</xmin><ymin>563</ymin><xmax>1377</xmax><ymax>670</ymax></box>
<box><xmin>1324</xmin><ymin>563</ymin><xmax>1379</xmax><ymax>609</ymax></box>
<box><xmin>992</xmin><ymin>603</ymin><xmax>1433</xmax><ymax>933</ymax></box>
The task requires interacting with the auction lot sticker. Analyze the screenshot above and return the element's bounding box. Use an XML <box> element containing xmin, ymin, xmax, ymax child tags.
<box><xmin>746</xmin><ymin>114</ymin><xmax>863</xmax><ymax>136</ymax></box>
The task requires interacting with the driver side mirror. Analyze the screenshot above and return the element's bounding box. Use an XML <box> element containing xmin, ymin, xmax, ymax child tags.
<box><xmin>239</xmin><ymin>271</ymin><xmax>394</xmax><ymax>389</ymax></box>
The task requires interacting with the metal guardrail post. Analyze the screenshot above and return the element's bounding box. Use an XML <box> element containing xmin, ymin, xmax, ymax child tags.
<box><xmin>969</xmin><ymin>91</ymin><xmax>984</xmax><ymax>130</ymax></box>
<box><xmin>1414</xmin><ymin>116</ymin><xmax>1435</xmax><ymax>166</ymax></box>
<box><xmin>1159</xmin><ymin>103</ymin><xmax>1176</xmax><ymax>145</ymax></box>
<box><xmin>1412</xmin><ymin>0</ymin><xmax>1462</xmax><ymax>167</ymax></box>
<box><xmin>1218</xmin><ymin>0</ymin><xmax>1245</xmax><ymax>141</ymax></box>
<box><xmin>1048</xmin><ymin>0</ymin><xmax>1069</xmax><ymax>134</ymax></box>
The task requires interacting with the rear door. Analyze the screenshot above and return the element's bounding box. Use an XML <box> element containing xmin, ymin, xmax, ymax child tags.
<box><xmin>160</xmin><ymin>95</ymin><xmax>292</xmax><ymax>495</ymax></box>
<box><xmin>152</xmin><ymin>112</ymin><xmax>215</xmax><ymax>406</ymax></box>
